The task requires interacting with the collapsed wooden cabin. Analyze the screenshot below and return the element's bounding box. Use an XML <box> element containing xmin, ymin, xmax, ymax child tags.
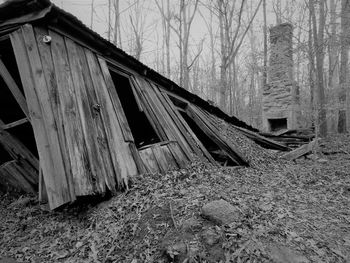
<box><xmin>0</xmin><ymin>0</ymin><xmax>287</xmax><ymax>209</ymax></box>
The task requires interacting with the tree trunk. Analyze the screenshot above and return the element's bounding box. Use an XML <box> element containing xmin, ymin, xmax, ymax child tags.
<box><xmin>328</xmin><ymin>0</ymin><xmax>339</xmax><ymax>133</ymax></box>
<box><xmin>263</xmin><ymin>0</ymin><xmax>267</xmax><ymax>87</ymax></box>
<box><xmin>310</xmin><ymin>0</ymin><xmax>327</xmax><ymax>137</ymax></box>
<box><xmin>339</xmin><ymin>0</ymin><xmax>350</xmax><ymax>133</ymax></box>
<box><xmin>113</xmin><ymin>0</ymin><xmax>122</xmax><ymax>48</ymax></box>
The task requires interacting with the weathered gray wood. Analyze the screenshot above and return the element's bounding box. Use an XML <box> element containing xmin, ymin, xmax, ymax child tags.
<box><xmin>65</xmin><ymin>37</ymin><xmax>106</xmax><ymax>194</ymax></box>
<box><xmin>152</xmin><ymin>144</ymin><xmax>169</xmax><ymax>173</ymax></box>
<box><xmin>0</xmin><ymin>118</ymin><xmax>38</xmax><ymax>176</ymax></box>
<box><xmin>167</xmin><ymin>141</ymin><xmax>189</xmax><ymax>168</ymax></box>
<box><xmin>0</xmin><ymin>58</ymin><xmax>29</xmax><ymax>118</ymax></box>
<box><xmin>1</xmin><ymin>118</ymin><xmax>28</xmax><ymax>130</ymax></box>
<box><xmin>151</xmin><ymin>83</ymin><xmax>194</xmax><ymax>160</ymax></box>
<box><xmin>98</xmin><ymin>58</ymin><xmax>134</xmax><ymax>142</ymax></box>
<box><xmin>159</xmin><ymin>144</ymin><xmax>178</xmax><ymax>170</ymax></box>
<box><xmin>13</xmin><ymin>25</ymin><xmax>75</xmax><ymax>209</ymax></box>
<box><xmin>186</xmin><ymin>105</ymin><xmax>248</xmax><ymax>166</ymax></box>
<box><xmin>85</xmin><ymin>49</ymin><xmax>137</xmax><ymax>188</ymax></box>
<box><xmin>49</xmin><ymin>29</ymin><xmax>94</xmax><ymax>196</ymax></box>
<box><xmin>128</xmin><ymin>142</ymin><xmax>146</xmax><ymax>174</ymax></box>
<box><xmin>74</xmin><ymin>43</ymin><xmax>114</xmax><ymax>193</ymax></box>
<box><xmin>282</xmin><ymin>139</ymin><xmax>319</xmax><ymax>160</ymax></box>
<box><xmin>160</xmin><ymin>92</ymin><xmax>216</xmax><ymax>164</ymax></box>
<box><xmin>130</xmin><ymin>75</ymin><xmax>168</xmax><ymax>141</ymax></box>
<box><xmin>138</xmin><ymin>147</ymin><xmax>160</xmax><ymax>173</ymax></box>
<box><xmin>0</xmin><ymin>160</ymin><xmax>36</xmax><ymax>193</ymax></box>
<box><xmin>32</xmin><ymin>26</ymin><xmax>76</xmax><ymax>202</ymax></box>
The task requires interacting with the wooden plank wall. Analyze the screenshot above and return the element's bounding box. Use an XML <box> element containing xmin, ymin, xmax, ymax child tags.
<box><xmin>10</xmin><ymin>24</ymin><xmax>139</xmax><ymax>209</ymax></box>
<box><xmin>138</xmin><ymin>141</ymin><xmax>188</xmax><ymax>173</ymax></box>
<box><xmin>8</xmin><ymin>24</ymin><xmax>239</xmax><ymax>209</ymax></box>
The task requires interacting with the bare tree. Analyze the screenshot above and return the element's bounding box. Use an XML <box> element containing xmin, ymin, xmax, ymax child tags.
<box><xmin>113</xmin><ymin>0</ymin><xmax>122</xmax><ymax>48</ymax></box>
<box><xmin>90</xmin><ymin>0</ymin><xmax>94</xmax><ymax>29</ymax></box>
<box><xmin>216</xmin><ymin>0</ymin><xmax>262</xmax><ymax>113</ymax></box>
<box><xmin>339</xmin><ymin>0</ymin><xmax>350</xmax><ymax>132</ymax></box>
<box><xmin>310</xmin><ymin>0</ymin><xmax>327</xmax><ymax>137</ymax></box>
<box><xmin>154</xmin><ymin>0</ymin><xmax>171</xmax><ymax>78</ymax></box>
<box><xmin>262</xmin><ymin>0</ymin><xmax>267</xmax><ymax>87</ymax></box>
<box><xmin>328</xmin><ymin>0</ymin><xmax>339</xmax><ymax>133</ymax></box>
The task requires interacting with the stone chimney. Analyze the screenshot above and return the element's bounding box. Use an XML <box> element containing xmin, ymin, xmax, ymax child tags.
<box><xmin>262</xmin><ymin>23</ymin><xmax>299</xmax><ymax>132</ymax></box>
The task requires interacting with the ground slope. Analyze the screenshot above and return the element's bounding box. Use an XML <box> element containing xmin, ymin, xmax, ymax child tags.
<box><xmin>0</xmin><ymin>135</ymin><xmax>350</xmax><ymax>262</ymax></box>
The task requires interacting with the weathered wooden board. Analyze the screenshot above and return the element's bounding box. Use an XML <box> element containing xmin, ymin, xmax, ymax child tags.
<box><xmin>0</xmin><ymin>118</ymin><xmax>38</xmax><ymax>176</ymax></box>
<box><xmin>32</xmin><ymin>26</ymin><xmax>76</xmax><ymax>200</ymax></box>
<box><xmin>86</xmin><ymin>50</ymin><xmax>137</xmax><ymax>187</ymax></box>
<box><xmin>186</xmin><ymin>105</ymin><xmax>248</xmax><ymax>166</ymax></box>
<box><xmin>158</xmin><ymin>89</ymin><xmax>212</xmax><ymax>161</ymax></box>
<box><xmin>1</xmin><ymin>118</ymin><xmax>29</xmax><ymax>130</ymax></box>
<box><xmin>0</xmin><ymin>58</ymin><xmax>29</xmax><ymax>118</ymax></box>
<box><xmin>152</xmin><ymin>144</ymin><xmax>170</xmax><ymax>173</ymax></box>
<box><xmin>130</xmin><ymin>76</ymin><xmax>168</xmax><ymax>141</ymax></box>
<box><xmin>282</xmin><ymin>139</ymin><xmax>319</xmax><ymax>160</ymax></box>
<box><xmin>128</xmin><ymin>142</ymin><xmax>146</xmax><ymax>174</ymax></box>
<box><xmin>98</xmin><ymin>58</ymin><xmax>134</xmax><ymax>143</ymax></box>
<box><xmin>150</xmin><ymin>82</ymin><xmax>193</xmax><ymax>160</ymax></box>
<box><xmin>74</xmin><ymin>42</ymin><xmax>114</xmax><ymax>193</ymax></box>
<box><xmin>167</xmin><ymin>141</ymin><xmax>189</xmax><ymax>168</ymax></box>
<box><xmin>0</xmin><ymin>160</ymin><xmax>36</xmax><ymax>193</ymax></box>
<box><xmin>160</xmin><ymin>91</ymin><xmax>216</xmax><ymax>164</ymax></box>
<box><xmin>49</xmin><ymin>29</ymin><xmax>93</xmax><ymax>196</ymax></box>
<box><xmin>64</xmin><ymin>37</ymin><xmax>106</xmax><ymax>194</ymax></box>
<box><xmin>11</xmin><ymin>26</ymin><xmax>75</xmax><ymax>209</ymax></box>
<box><xmin>139</xmin><ymin>147</ymin><xmax>160</xmax><ymax>173</ymax></box>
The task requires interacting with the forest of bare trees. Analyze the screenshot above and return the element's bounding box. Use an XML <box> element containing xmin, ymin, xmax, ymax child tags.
<box><xmin>84</xmin><ymin>0</ymin><xmax>350</xmax><ymax>136</ymax></box>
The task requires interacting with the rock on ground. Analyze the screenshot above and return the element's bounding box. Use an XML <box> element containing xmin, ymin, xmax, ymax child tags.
<box><xmin>201</xmin><ymin>199</ymin><xmax>241</xmax><ymax>225</ymax></box>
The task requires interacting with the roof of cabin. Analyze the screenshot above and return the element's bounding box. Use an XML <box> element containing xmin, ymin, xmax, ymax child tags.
<box><xmin>0</xmin><ymin>0</ymin><xmax>261</xmax><ymax>133</ymax></box>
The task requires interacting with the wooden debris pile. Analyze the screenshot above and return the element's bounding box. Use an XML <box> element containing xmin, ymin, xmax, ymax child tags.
<box><xmin>261</xmin><ymin>128</ymin><xmax>315</xmax><ymax>149</ymax></box>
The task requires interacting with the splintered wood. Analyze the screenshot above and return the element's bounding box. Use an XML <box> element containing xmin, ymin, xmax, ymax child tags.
<box><xmin>282</xmin><ymin>139</ymin><xmax>319</xmax><ymax>160</ymax></box>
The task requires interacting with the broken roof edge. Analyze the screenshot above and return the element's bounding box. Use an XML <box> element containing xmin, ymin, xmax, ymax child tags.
<box><xmin>0</xmin><ymin>0</ymin><xmax>289</xmax><ymax>151</ymax></box>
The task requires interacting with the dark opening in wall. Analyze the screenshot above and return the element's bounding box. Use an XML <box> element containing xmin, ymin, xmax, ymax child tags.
<box><xmin>0</xmin><ymin>39</ymin><xmax>26</xmax><ymax>124</ymax></box>
<box><xmin>179</xmin><ymin>111</ymin><xmax>236</xmax><ymax>166</ymax></box>
<box><xmin>268</xmin><ymin>118</ymin><xmax>287</xmax><ymax>132</ymax></box>
<box><xmin>0</xmin><ymin>38</ymin><xmax>39</xmax><ymax>163</ymax></box>
<box><xmin>109</xmin><ymin>70</ymin><xmax>161</xmax><ymax>148</ymax></box>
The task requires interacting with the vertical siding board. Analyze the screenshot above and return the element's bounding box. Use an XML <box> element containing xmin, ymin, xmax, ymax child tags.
<box><xmin>129</xmin><ymin>76</ymin><xmax>168</xmax><ymax>140</ymax></box>
<box><xmin>150</xmin><ymin>83</ymin><xmax>195</xmax><ymax>160</ymax></box>
<box><xmin>85</xmin><ymin>49</ymin><xmax>137</xmax><ymax>187</ymax></box>
<box><xmin>65</xmin><ymin>37</ymin><xmax>106</xmax><ymax>193</ymax></box>
<box><xmin>49</xmin><ymin>29</ymin><xmax>93</xmax><ymax>195</ymax></box>
<box><xmin>161</xmin><ymin>92</ymin><xmax>216</xmax><ymax>164</ymax></box>
<box><xmin>137</xmin><ymin>77</ymin><xmax>176</xmax><ymax>141</ymax></box>
<box><xmin>33</xmin><ymin>26</ymin><xmax>75</xmax><ymax>194</ymax></box>
<box><xmin>97</xmin><ymin>58</ymin><xmax>134</xmax><ymax>142</ymax></box>
<box><xmin>11</xmin><ymin>26</ymin><xmax>74</xmax><ymax>209</ymax></box>
<box><xmin>75</xmin><ymin>45</ymin><xmax>116</xmax><ymax>192</ymax></box>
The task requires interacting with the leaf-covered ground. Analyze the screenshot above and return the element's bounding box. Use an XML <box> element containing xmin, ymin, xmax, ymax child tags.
<box><xmin>1</xmin><ymin>134</ymin><xmax>350</xmax><ymax>262</ymax></box>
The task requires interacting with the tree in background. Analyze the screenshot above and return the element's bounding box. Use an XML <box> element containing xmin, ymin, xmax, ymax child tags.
<box><xmin>339</xmin><ymin>0</ymin><xmax>350</xmax><ymax>133</ymax></box>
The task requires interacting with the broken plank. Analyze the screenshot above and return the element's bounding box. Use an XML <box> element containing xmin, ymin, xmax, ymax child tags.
<box><xmin>282</xmin><ymin>139</ymin><xmax>320</xmax><ymax>161</ymax></box>
<box><xmin>0</xmin><ymin>160</ymin><xmax>36</xmax><ymax>193</ymax></box>
<box><xmin>161</xmin><ymin>92</ymin><xmax>216</xmax><ymax>164</ymax></box>
<box><xmin>98</xmin><ymin>58</ymin><xmax>134</xmax><ymax>142</ymax></box>
<box><xmin>0</xmin><ymin>57</ymin><xmax>29</xmax><ymax>118</ymax></box>
<box><xmin>1</xmin><ymin>118</ymin><xmax>29</xmax><ymax>130</ymax></box>
<box><xmin>186</xmin><ymin>105</ymin><xmax>248</xmax><ymax>166</ymax></box>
